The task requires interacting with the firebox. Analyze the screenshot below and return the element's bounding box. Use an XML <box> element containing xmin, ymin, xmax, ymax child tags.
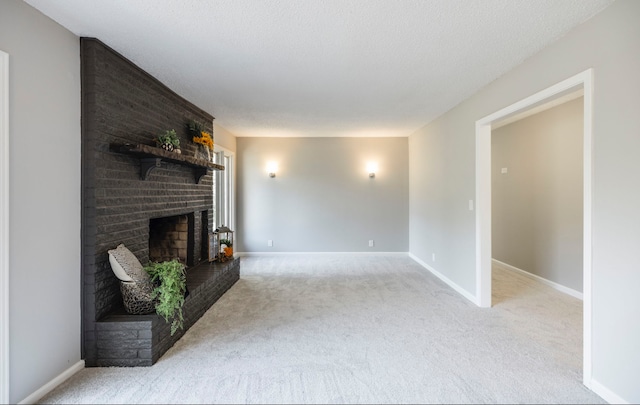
<box><xmin>149</xmin><ymin>214</ymin><xmax>194</xmax><ymax>266</ymax></box>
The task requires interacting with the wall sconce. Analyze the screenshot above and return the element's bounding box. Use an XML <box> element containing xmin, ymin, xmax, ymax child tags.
<box><xmin>267</xmin><ymin>162</ymin><xmax>278</xmax><ymax>178</ymax></box>
<box><xmin>367</xmin><ymin>162</ymin><xmax>378</xmax><ymax>178</ymax></box>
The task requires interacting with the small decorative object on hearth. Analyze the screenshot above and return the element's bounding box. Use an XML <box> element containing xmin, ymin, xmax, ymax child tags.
<box><xmin>220</xmin><ymin>238</ymin><xmax>233</xmax><ymax>258</ymax></box>
<box><xmin>107</xmin><ymin>243</ymin><xmax>156</xmax><ymax>315</ymax></box>
<box><xmin>144</xmin><ymin>259</ymin><xmax>188</xmax><ymax>335</ymax></box>
<box><xmin>156</xmin><ymin>129</ymin><xmax>181</xmax><ymax>153</ymax></box>
<box><xmin>209</xmin><ymin>225</ymin><xmax>234</xmax><ymax>262</ymax></box>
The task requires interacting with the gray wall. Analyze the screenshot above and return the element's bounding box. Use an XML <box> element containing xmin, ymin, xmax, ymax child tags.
<box><xmin>0</xmin><ymin>1</ymin><xmax>81</xmax><ymax>403</ymax></box>
<box><xmin>2</xmin><ymin>0</ymin><xmax>638</xmax><ymax>402</ymax></box>
<box><xmin>492</xmin><ymin>98</ymin><xmax>583</xmax><ymax>292</ymax></box>
<box><xmin>409</xmin><ymin>0</ymin><xmax>640</xmax><ymax>401</ymax></box>
<box><xmin>237</xmin><ymin>137</ymin><xmax>408</xmax><ymax>252</ymax></box>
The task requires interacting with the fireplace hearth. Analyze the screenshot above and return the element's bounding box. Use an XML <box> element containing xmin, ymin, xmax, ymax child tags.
<box><xmin>81</xmin><ymin>38</ymin><xmax>238</xmax><ymax>367</ymax></box>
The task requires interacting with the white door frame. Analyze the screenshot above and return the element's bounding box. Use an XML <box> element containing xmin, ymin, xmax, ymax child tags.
<box><xmin>214</xmin><ymin>145</ymin><xmax>235</xmax><ymax>232</ymax></box>
<box><xmin>475</xmin><ymin>69</ymin><xmax>593</xmax><ymax>387</ymax></box>
<box><xmin>0</xmin><ymin>49</ymin><xmax>10</xmax><ymax>404</ymax></box>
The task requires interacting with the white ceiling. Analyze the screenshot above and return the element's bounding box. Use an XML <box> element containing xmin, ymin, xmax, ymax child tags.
<box><xmin>24</xmin><ymin>0</ymin><xmax>613</xmax><ymax>137</ymax></box>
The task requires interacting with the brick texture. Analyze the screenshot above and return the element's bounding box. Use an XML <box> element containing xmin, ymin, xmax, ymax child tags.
<box><xmin>95</xmin><ymin>259</ymin><xmax>240</xmax><ymax>367</ymax></box>
<box><xmin>81</xmin><ymin>38</ymin><xmax>231</xmax><ymax>367</ymax></box>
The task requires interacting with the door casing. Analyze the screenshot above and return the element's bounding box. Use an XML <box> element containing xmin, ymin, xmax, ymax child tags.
<box><xmin>475</xmin><ymin>69</ymin><xmax>593</xmax><ymax>387</ymax></box>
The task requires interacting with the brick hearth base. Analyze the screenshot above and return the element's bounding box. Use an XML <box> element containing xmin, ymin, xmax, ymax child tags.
<box><xmin>94</xmin><ymin>258</ymin><xmax>240</xmax><ymax>366</ymax></box>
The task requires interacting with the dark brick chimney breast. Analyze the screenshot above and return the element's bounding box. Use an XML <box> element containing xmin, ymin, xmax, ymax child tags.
<box><xmin>81</xmin><ymin>38</ymin><xmax>217</xmax><ymax>366</ymax></box>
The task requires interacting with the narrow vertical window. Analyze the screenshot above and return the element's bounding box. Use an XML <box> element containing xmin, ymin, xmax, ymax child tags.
<box><xmin>214</xmin><ymin>148</ymin><xmax>234</xmax><ymax>232</ymax></box>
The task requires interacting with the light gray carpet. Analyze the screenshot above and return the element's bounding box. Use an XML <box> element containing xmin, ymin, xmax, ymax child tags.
<box><xmin>40</xmin><ymin>255</ymin><xmax>604</xmax><ymax>404</ymax></box>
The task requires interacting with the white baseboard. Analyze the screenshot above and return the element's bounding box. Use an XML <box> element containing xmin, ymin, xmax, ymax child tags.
<box><xmin>236</xmin><ymin>251</ymin><xmax>409</xmax><ymax>257</ymax></box>
<box><xmin>18</xmin><ymin>360</ymin><xmax>84</xmax><ymax>405</ymax></box>
<box><xmin>409</xmin><ymin>253</ymin><xmax>477</xmax><ymax>305</ymax></box>
<box><xmin>492</xmin><ymin>259</ymin><xmax>583</xmax><ymax>300</ymax></box>
<box><xmin>590</xmin><ymin>378</ymin><xmax>630</xmax><ymax>404</ymax></box>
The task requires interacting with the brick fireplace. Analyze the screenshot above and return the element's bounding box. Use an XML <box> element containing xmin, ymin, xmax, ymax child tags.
<box><xmin>81</xmin><ymin>38</ymin><xmax>239</xmax><ymax>366</ymax></box>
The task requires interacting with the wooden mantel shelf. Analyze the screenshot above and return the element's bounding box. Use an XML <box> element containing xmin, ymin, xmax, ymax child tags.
<box><xmin>110</xmin><ymin>143</ymin><xmax>224</xmax><ymax>183</ymax></box>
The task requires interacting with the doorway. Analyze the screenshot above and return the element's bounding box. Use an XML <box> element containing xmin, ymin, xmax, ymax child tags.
<box><xmin>492</xmin><ymin>90</ymin><xmax>584</xmax><ymax>301</ymax></box>
<box><xmin>475</xmin><ymin>69</ymin><xmax>593</xmax><ymax>387</ymax></box>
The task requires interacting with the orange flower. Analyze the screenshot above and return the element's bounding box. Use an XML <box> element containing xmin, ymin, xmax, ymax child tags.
<box><xmin>192</xmin><ymin>131</ymin><xmax>214</xmax><ymax>151</ymax></box>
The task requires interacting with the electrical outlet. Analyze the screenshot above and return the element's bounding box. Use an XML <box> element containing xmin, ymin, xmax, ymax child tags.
<box><xmin>369</xmin><ymin>240</ymin><xmax>374</xmax><ymax>247</ymax></box>
<box><xmin>432</xmin><ymin>253</ymin><xmax>436</xmax><ymax>262</ymax></box>
<box><xmin>268</xmin><ymin>240</ymin><xmax>273</xmax><ymax>247</ymax></box>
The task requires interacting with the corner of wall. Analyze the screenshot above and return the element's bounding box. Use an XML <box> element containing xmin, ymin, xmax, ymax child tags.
<box><xmin>213</xmin><ymin>123</ymin><xmax>238</xmax><ymax>153</ymax></box>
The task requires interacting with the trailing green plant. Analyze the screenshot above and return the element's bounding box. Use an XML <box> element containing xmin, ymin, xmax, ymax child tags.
<box><xmin>144</xmin><ymin>259</ymin><xmax>187</xmax><ymax>335</ymax></box>
<box><xmin>156</xmin><ymin>129</ymin><xmax>180</xmax><ymax>151</ymax></box>
<box><xmin>220</xmin><ymin>238</ymin><xmax>232</xmax><ymax>247</ymax></box>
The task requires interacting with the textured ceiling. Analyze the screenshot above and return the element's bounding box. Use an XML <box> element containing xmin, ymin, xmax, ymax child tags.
<box><xmin>24</xmin><ymin>0</ymin><xmax>613</xmax><ymax>137</ymax></box>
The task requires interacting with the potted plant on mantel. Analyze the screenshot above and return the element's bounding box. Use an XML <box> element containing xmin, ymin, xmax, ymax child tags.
<box><xmin>187</xmin><ymin>119</ymin><xmax>214</xmax><ymax>161</ymax></box>
<box><xmin>144</xmin><ymin>259</ymin><xmax>188</xmax><ymax>335</ymax></box>
<box><xmin>156</xmin><ymin>129</ymin><xmax>181</xmax><ymax>153</ymax></box>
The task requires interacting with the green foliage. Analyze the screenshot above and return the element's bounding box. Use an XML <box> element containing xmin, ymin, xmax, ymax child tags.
<box><xmin>187</xmin><ymin>119</ymin><xmax>205</xmax><ymax>135</ymax></box>
<box><xmin>220</xmin><ymin>238</ymin><xmax>232</xmax><ymax>247</ymax></box>
<box><xmin>157</xmin><ymin>129</ymin><xmax>180</xmax><ymax>148</ymax></box>
<box><xmin>144</xmin><ymin>259</ymin><xmax>187</xmax><ymax>335</ymax></box>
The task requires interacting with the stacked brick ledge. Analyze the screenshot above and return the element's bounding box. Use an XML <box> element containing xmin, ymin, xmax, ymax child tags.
<box><xmin>93</xmin><ymin>258</ymin><xmax>240</xmax><ymax>367</ymax></box>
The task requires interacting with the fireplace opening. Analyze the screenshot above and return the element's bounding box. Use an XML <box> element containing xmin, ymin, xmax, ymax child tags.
<box><xmin>149</xmin><ymin>214</ymin><xmax>195</xmax><ymax>266</ymax></box>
